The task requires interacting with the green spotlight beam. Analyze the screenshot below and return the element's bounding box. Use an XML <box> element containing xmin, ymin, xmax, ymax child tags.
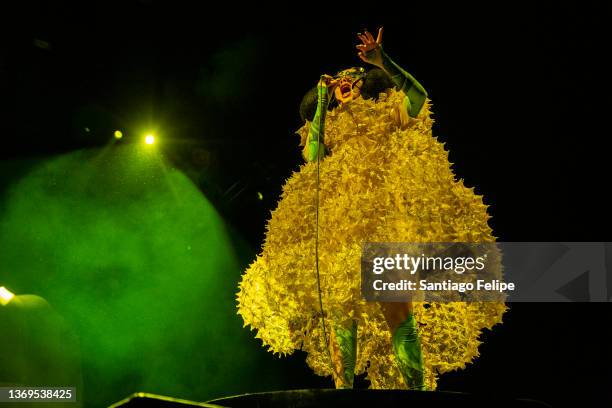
<box><xmin>0</xmin><ymin>146</ymin><xmax>283</xmax><ymax>407</ymax></box>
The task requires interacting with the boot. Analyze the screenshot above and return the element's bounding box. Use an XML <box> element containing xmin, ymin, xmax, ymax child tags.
<box><xmin>392</xmin><ymin>313</ymin><xmax>426</xmax><ymax>390</ymax></box>
<box><xmin>329</xmin><ymin>320</ymin><xmax>357</xmax><ymax>389</ymax></box>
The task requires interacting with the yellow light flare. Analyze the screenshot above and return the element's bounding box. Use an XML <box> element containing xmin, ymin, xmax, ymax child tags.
<box><xmin>0</xmin><ymin>286</ymin><xmax>15</xmax><ymax>306</ymax></box>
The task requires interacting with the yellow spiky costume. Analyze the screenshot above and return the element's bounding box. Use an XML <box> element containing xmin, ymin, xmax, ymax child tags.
<box><xmin>237</xmin><ymin>89</ymin><xmax>506</xmax><ymax>390</ymax></box>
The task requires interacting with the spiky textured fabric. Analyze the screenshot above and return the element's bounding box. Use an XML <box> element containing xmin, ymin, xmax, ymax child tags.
<box><xmin>237</xmin><ymin>90</ymin><xmax>506</xmax><ymax>390</ymax></box>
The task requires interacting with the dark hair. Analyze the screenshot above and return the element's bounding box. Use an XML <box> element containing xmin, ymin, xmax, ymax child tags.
<box><xmin>359</xmin><ymin>67</ymin><xmax>395</xmax><ymax>100</ymax></box>
<box><xmin>299</xmin><ymin>68</ymin><xmax>395</xmax><ymax>122</ymax></box>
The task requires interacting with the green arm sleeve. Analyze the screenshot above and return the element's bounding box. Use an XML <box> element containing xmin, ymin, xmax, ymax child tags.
<box><xmin>305</xmin><ymin>81</ymin><xmax>330</xmax><ymax>162</ymax></box>
<box><xmin>380</xmin><ymin>48</ymin><xmax>428</xmax><ymax>118</ymax></box>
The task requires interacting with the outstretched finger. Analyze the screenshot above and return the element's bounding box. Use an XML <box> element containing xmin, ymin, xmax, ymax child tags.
<box><xmin>376</xmin><ymin>26</ymin><xmax>384</xmax><ymax>44</ymax></box>
<box><xmin>357</xmin><ymin>33</ymin><xmax>369</xmax><ymax>44</ymax></box>
<box><xmin>356</xmin><ymin>44</ymin><xmax>367</xmax><ymax>51</ymax></box>
<box><xmin>364</xmin><ymin>30</ymin><xmax>375</xmax><ymax>43</ymax></box>
<box><xmin>358</xmin><ymin>52</ymin><xmax>367</xmax><ymax>62</ymax></box>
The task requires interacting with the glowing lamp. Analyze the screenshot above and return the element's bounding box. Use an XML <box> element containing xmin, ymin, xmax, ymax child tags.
<box><xmin>0</xmin><ymin>286</ymin><xmax>15</xmax><ymax>306</ymax></box>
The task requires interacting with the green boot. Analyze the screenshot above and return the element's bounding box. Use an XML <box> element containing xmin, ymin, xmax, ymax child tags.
<box><xmin>392</xmin><ymin>313</ymin><xmax>426</xmax><ymax>391</ymax></box>
<box><xmin>330</xmin><ymin>321</ymin><xmax>357</xmax><ymax>389</ymax></box>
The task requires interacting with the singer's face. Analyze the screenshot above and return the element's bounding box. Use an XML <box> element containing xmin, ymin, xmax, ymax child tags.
<box><xmin>333</xmin><ymin>67</ymin><xmax>365</xmax><ymax>104</ymax></box>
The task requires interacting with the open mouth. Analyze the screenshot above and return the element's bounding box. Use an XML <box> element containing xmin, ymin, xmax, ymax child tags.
<box><xmin>340</xmin><ymin>83</ymin><xmax>352</xmax><ymax>98</ymax></box>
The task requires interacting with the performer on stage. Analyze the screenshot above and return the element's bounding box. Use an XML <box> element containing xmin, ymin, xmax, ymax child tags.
<box><xmin>237</xmin><ymin>27</ymin><xmax>505</xmax><ymax>391</ymax></box>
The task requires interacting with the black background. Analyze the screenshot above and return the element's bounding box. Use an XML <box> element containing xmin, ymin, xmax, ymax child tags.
<box><xmin>1</xmin><ymin>1</ymin><xmax>609</xmax><ymax>407</ymax></box>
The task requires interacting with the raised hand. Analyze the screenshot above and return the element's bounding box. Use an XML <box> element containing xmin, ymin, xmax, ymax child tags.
<box><xmin>318</xmin><ymin>74</ymin><xmax>339</xmax><ymax>90</ymax></box>
<box><xmin>356</xmin><ymin>27</ymin><xmax>384</xmax><ymax>68</ymax></box>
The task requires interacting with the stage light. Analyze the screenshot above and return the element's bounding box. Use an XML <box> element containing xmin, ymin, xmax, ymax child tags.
<box><xmin>257</xmin><ymin>192</ymin><xmax>263</xmax><ymax>200</ymax></box>
<box><xmin>114</xmin><ymin>130</ymin><xmax>123</xmax><ymax>139</ymax></box>
<box><xmin>0</xmin><ymin>286</ymin><xmax>15</xmax><ymax>306</ymax></box>
<box><xmin>145</xmin><ymin>134</ymin><xmax>155</xmax><ymax>145</ymax></box>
